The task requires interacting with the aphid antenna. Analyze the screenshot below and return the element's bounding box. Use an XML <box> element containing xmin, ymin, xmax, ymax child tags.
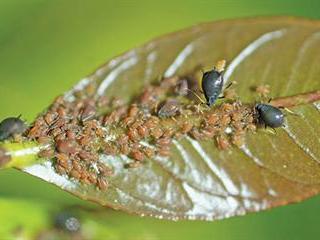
<box><xmin>279</xmin><ymin>107</ymin><xmax>300</xmax><ymax>117</ymax></box>
<box><xmin>185</xmin><ymin>89</ymin><xmax>207</xmax><ymax>105</ymax></box>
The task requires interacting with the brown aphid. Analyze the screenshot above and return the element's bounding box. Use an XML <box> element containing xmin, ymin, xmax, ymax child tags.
<box><xmin>66</xmin><ymin>130</ymin><xmax>76</xmax><ymax>140</ymax></box>
<box><xmin>78</xmin><ymin>150</ymin><xmax>98</xmax><ymax>162</ymax></box>
<box><xmin>50</xmin><ymin>128</ymin><xmax>62</xmax><ymax>138</ymax></box>
<box><xmin>231</xmin><ymin>111</ymin><xmax>243</xmax><ymax>122</ymax></box>
<box><xmin>78</xmin><ymin>135</ymin><xmax>91</xmax><ymax>147</ymax></box>
<box><xmin>223</xmin><ymin>89</ymin><xmax>238</xmax><ymax>100</ymax></box>
<box><xmin>137</xmin><ymin>125</ymin><xmax>149</xmax><ymax>138</ymax></box>
<box><xmin>87</xmin><ymin>171</ymin><xmax>97</xmax><ymax>184</ymax></box>
<box><xmin>70</xmin><ymin>169</ymin><xmax>81</xmax><ymax>179</ymax></box>
<box><xmin>122</xmin><ymin>117</ymin><xmax>135</xmax><ymax>127</ymax></box>
<box><xmin>206</xmin><ymin>113</ymin><xmax>219</xmax><ymax>125</ymax></box>
<box><xmin>158</xmin><ymin>99</ymin><xmax>180</xmax><ymax>118</ymax></box>
<box><xmin>189</xmin><ymin>128</ymin><xmax>205</xmax><ymax>141</ymax></box>
<box><xmin>216</xmin><ymin>135</ymin><xmax>230</xmax><ymax>150</ymax></box>
<box><xmin>144</xmin><ymin>116</ymin><xmax>159</xmax><ymax>128</ymax></box>
<box><xmin>255</xmin><ymin>84</ymin><xmax>270</xmax><ymax>97</ymax></box>
<box><xmin>120</xmin><ymin>144</ymin><xmax>130</xmax><ymax>155</ymax></box>
<box><xmin>127</xmin><ymin>128</ymin><xmax>140</xmax><ymax>142</ymax></box>
<box><xmin>125</xmin><ymin>161</ymin><xmax>142</xmax><ymax>168</ymax></box>
<box><xmin>56</xmin><ymin>153</ymin><xmax>72</xmax><ymax>171</ymax></box>
<box><xmin>220</xmin><ymin>115</ymin><xmax>231</xmax><ymax>127</ymax></box>
<box><xmin>128</xmin><ymin>104</ymin><xmax>139</xmax><ymax>118</ymax></box>
<box><xmin>104</xmin><ymin>143</ymin><xmax>118</xmax><ymax>155</ymax></box>
<box><xmin>231</xmin><ymin>132</ymin><xmax>245</xmax><ymax>147</ymax></box>
<box><xmin>54</xmin><ymin>133</ymin><xmax>66</xmax><ymax>142</ymax></box>
<box><xmin>38</xmin><ymin>148</ymin><xmax>55</xmax><ymax>159</ymax></box>
<box><xmin>44</xmin><ymin>112</ymin><xmax>58</xmax><ymax>125</ymax></box>
<box><xmin>55</xmin><ymin>164</ymin><xmax>67</xmax><ymax>175</ymax></box>
<box><xmin>143</xmin><ymin>147</ymin><xmax>155</xmax><ymax>158</ymax></box>
<box><xmin>157</xmin><ymin>147</ymin><xmax>171</xmax><ymax>157</ymax></box>
<box><xmin>56</xmin><ymin>107</ymin><xmax>67</xmax><ymax>117</ymax></box>
<box><xmin>56</xmin><ymin>139</ymin><xmax>78</xmax><ymax>154</ymax></box>
<box><xmin>150</xmin><ymin>127</ymin><xmax>163</xmax><ymax>139</ymax></box>
<box><xmin>80</xmin><ymin>102</ymin><xmax>96</xmax><ymax>122</ymax></box>
<box><xmin>160</xmin><ymin>76</ymin><xmax>179</xmax><ymax>88</ymax></box>
<box><xmin>130</xmin><ymin>119</ymin><xmax>144</xmax><ymax>129</ymax></box>
<box><xmin>97</xmin><ymin>163</ymin><xmax>113</xmax><ymax>177</ymax></box>
<box><xmin>221</xmin><ymin>103</ymin><xmax>234</xmax><ymax>113</ymax></box>
<box><xmin>156</xmin><ymin>137</ymin><xmax>171</xmax><ymax>146</ymax></box>
<box><xmin>201</xmin><ymin>127</ymin><xmax>216</xmax><ymax>138</ymax></box>
<box><xmin>181</xmin><ymin>122</ymin><xmax>193</xmax><ymax>134</ymax></box>
<box><xmin>130</xmin><ymin>150</ymin><xmax>145</xmax><ymax>161</ymax></box>
<box><xmin>37</xmin><ymin>136</ymin><xmax>52</xmax><ymax>145</ymax></box>
<box><xmin>50</xmin><ymin>118</ymin><xmax>66</xmax><ymax>129</ymax></box>
<box><xmin>28</xmin><ymin>125</ymin><xmax>45</xmax><ymax>139</ymax></box>
<box><xmin>117</xmin><ymin>134</ymin><xmax>129</xmax><ymax>146</ymax></box>
<box><xmin>175</xmin><ymin>79</ymin><xmax>188</xmax><ymax>96</ymax></box>
<box><xmin>97</xmin><ymin>178</ymin><xmax>109</xmax><ymax>191</ymax></box>
<box><xmin>72</xmin><ymin>159</ymin><xmax>83</xmax><ymax>171</ymax></box>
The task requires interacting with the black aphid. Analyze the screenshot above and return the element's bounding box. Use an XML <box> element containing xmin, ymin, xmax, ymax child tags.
<box><xmin>201</xmin><ymin>69</ymin><xmax>224</xmax><ymax>107</ymax></box>
<box><xmin>255</xmin><ymin>104</ymin><xmax>284</xmax><ymax>128</ymax></box>
<box><xmin>0</xmin><ymin>116</ymin><xmax>27</xmax><ymax>141</ymax></box>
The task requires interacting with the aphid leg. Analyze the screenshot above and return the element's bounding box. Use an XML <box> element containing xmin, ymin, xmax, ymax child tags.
<box><xmin>264</xmin><ymin>128</ymin><xmax>276</xmax><ymax>135</ymax></box>
<box><xmin>171</xmin><ymin>116</ymin><xmax>177</xmax><ymax>122</ymax></box>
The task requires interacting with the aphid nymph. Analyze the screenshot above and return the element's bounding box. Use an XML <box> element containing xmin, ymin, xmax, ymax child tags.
<box><xmin>0</xmin><ymin>116</ymin><xmax>27</xmax><ymax>141</ymax></box>
<box><xmin>255</xmin><ymin>104</ymin><xmax>284</xmax><ymax>128</ymax></box>
<box><xmin>201</xmin><ymin>60</ymin><xmax>226</xmax><ymax>107</ymax></box>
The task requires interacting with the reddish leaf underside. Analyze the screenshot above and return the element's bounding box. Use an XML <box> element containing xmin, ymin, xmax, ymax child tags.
<box><xmin>21</xmin><ymin>17</ymin><xmax>320</xmax><ymax>221</ymax></box>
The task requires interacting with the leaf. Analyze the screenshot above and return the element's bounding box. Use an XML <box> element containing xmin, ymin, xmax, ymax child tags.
<box><xmin>2</xmin><ymin>16</ymin><xmax>320</xmax><ymax>221</ymax></box>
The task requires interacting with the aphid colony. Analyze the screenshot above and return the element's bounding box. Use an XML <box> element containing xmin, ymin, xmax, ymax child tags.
<box><xmin>0</xmin><ymin>59</ymin><xmax>286</xmax><ymax>189</ymax></box>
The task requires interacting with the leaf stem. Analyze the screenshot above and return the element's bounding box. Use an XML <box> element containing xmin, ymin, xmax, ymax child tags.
<box><xmin>0</xmin><ymin>141</ymin><xmax>47</xmax><ymax>169</ymax></box>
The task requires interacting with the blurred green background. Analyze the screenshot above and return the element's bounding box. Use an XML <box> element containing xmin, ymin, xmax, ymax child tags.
<box><xmin>1</xmin><ymin>0</ymin><xmax>320</xmax><ymax>239</ymax></box>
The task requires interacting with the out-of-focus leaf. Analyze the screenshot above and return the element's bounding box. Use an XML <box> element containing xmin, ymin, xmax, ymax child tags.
<box><xmin>2</xmin><ymin>17</ymin><xmax>320</xmax><ymax>221</ymax></box>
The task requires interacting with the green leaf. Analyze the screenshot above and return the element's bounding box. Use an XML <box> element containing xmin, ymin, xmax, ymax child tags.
<box><xmin>2</xmin><ymin>17</ymin><xmax>320</xmax><ymax>221</ymax></box>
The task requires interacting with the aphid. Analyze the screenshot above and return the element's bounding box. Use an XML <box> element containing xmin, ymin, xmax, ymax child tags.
<box><xmin>130</xmin><ymin>150</ymin><xmax>145</xmax><ymax>161</ymax></box>
<box><xmin>54</xmin><ymin>212</ymin><xmax>81</xmax><ymax>233</ymax></box>
<box><xmin>201</xmin><ymin>62</ymin><xmax>225</xmax><ymax>107</ymax></box>
<box><xmin>127</xmin><ymin>128</ymin><xmax>140</xmax><ymax>142</ymax></box>
<box><xmin>181</xmin><ymin>122</ymin><xmax>193</xmax><ymax>134</ymax></box>
<box><xmin>0</xmin><ymin>116</ymin><xmax>27</xmax><ymax>141</ymax></box>
<box><xmin>97</xmin><ymin>177</ymin><xmax>108</xmax><ymax>191</ymax></box>
<box><xmin>137</xmin><ymin>125</ymin><xmax>149</xmax><ymax>138</ymax></box>
<box><xmin>158</xmin><ymin>99</ymin><xmax>180</xmax><ymax>118</ymax></box>
<box><xmin>143</xmin><ymin>147</ymin><xmax>155</xmax><ymax>158</ymax></box>
<box><xmin>56</xmin><ymin>139</ymin><xmax>78</xmax><ymax>154</ymax></box>
<box><xmin>56</xmin><ymin>153</ymin><xmax>72</xmax><ymax>171</ymax></box>
<box><xmin>70</xmin><ymin>169</ymin><xmax>81</xmax><ymax>179</ymax></box>
<box><xmin>128</xmin><ymin>104</ymin><xmax>139</xmax><ymax>118</ymax></box>
<box><xmin>156</xmin><ymin>137</ymin><xmax>171</xmax><ymax>146</ymax></box>
<box><xmin>44</xmin><ymin>112</ymin><xmax>58</xmax><ymax>125</ymax></box>
<box><xmin>150</xmin><ymin>127</ymin><xmax>163</xmax><ymax>139</ymax></box>
<box><xmin>255</xmin><ymin>104</ymin><xmax>285</xmax><ymax>128</ymax></box>
<box><xmin>216</xmin><ymin>135</ymin><xmax>230</xmax><ymax>150</ymax></box>
<box><xmin>38</xmin><ymin>148</ymin><xmax>55</xmax><ymax>159</ymax></box>
<box><xmin>175</xmin><ymin>79</ymin><xmax>189</xmax><ymax>96</ymax></box>
<box><xmin>255</xmin><ymin>84</ymin><xmax>270</xmax><ymax>98</ymax></box>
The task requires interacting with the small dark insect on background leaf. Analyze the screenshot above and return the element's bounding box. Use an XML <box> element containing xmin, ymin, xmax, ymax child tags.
<box><xmin>11</xmin><ymin>17</ymin><xmax>320</xmax><ymax>221</ymax></box>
